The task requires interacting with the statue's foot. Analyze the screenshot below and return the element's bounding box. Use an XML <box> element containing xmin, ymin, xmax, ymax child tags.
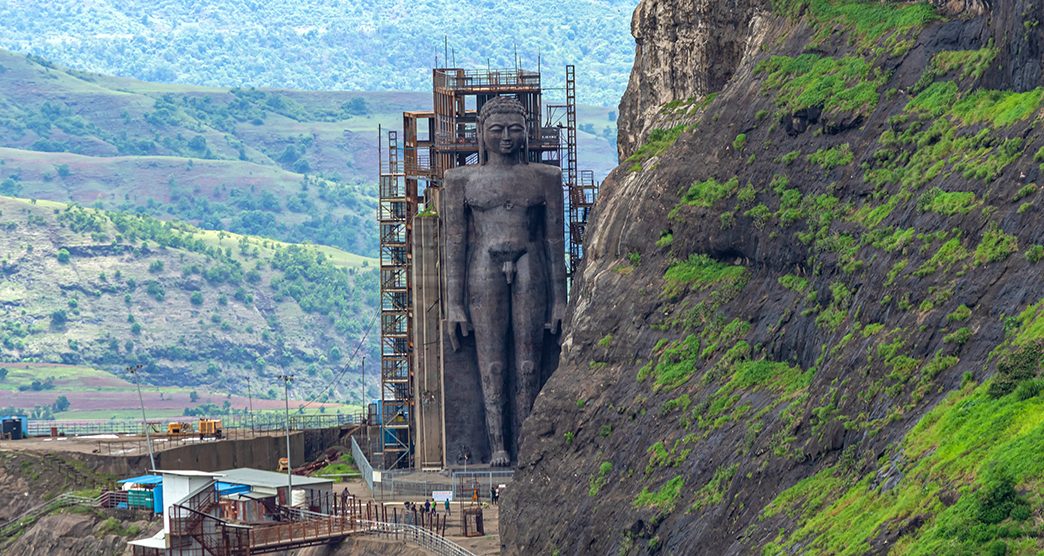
<box><xmin>490</xmin><ymin>450</ymin><xmax>511</xmax><ymax>467</ymax></box>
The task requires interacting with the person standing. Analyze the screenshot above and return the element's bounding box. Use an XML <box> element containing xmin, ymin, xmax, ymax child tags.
<box><xmin>444</xmin><ymin>498</ymin><xmax>451</xmax><ymax>515</ymax></box>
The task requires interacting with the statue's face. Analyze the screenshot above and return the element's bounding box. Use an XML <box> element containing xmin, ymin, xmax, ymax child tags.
<box><xmin>482</xmin><ymin>112</ymin><xmax>526</xmax><ymax>156</ymax></box>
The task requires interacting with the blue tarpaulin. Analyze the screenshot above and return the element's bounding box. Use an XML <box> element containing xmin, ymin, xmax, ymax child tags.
<box><xmin>119</xmin><ymin>474</ymin><xmax>163</xmax><ymax>485</ymax></box>
<box><xmin>216</xmin><ymin>482</ymin><xmax>251</xmax><ymax>496</ymax></box>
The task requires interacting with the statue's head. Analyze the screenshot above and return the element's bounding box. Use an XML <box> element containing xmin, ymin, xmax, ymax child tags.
<box><xmin>478</xmin><ymin>96</ymin><xmax>528</xmax><ymax>164</ymax></box>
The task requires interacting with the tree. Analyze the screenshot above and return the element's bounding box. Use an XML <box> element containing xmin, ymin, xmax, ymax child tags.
<box><xmin>50</xmin><ymin>309</ymin><xmax>68</xmax><ymax>328</ymax></box>
<box><xmin>190</xmin><ymin>291</ymin><xmax>204</xmax><ymax>306</ymax></box>
<box><xmin>53</xmin><ymin>395</ymin><xmax>70</xmax><ymax>412</ymax></box>
<box><xmin>189</xmin><ymin>390</ymin><xmax>199</xmax><ymax>403</ymax></box>
<box><xmin>56</xmin><ymin>248</ymin><xmax>71</xmax><ymax>264</ymax></box>
<box><xmin>0</xmin><ymin>367</ymin><xmax>8</xmax><ymax>381</ymax></box>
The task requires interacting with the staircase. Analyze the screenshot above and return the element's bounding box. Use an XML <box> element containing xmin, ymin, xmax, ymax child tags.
<box><xmin>0</xmin><ymin>492</ymin><xmax>102</xmax><ymax>540</ymax></box>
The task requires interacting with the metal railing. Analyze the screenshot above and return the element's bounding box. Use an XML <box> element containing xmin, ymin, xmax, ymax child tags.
<box><xmin>0</xmin><ymin>492</ymin><xmax>102</xmax><ymax>539</ymax></box>
<box><xmin>357</xmin><ymin>519</ymin><xmax>476</xmax><ymax>556</ymax></box>
<box><xmin>28</xmin><ymin>412</ymin><xmax>362</xmax><ymax>438</ymax></box>
<box><xmin>351</xmin><ymin>436</ymin><xmax>375</xmax><ymax>493</ymax></box>
<box><xmin>433</xmin><ymin>68</ymin><xmax>540</xmax><ymax>91</ymax></box>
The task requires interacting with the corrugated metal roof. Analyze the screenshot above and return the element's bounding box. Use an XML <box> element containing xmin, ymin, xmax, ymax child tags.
<box><xmin>216</xmin><ymin>482</ymin><xmax>251</xmax><ymax>496</ymax></box>
<box><xmin>218</xmin><ymin>468</ymin><xmax>332</xmax><ymax>489</ymax></box>
<box><xmin>119</xmin><ymin>474</ymin><xmax>163</xmax><ymax>485</ymax></box>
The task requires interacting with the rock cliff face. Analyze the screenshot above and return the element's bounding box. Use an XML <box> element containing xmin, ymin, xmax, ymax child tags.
<box><xmin>504</xmin><ymin>1</ymin><xmax>1043</xmax><ymax>555</ymax></box>
<box><xmin>616</xmin><ymin>0</ymin><xmax>768</xmax><ymax>159</ymax></box>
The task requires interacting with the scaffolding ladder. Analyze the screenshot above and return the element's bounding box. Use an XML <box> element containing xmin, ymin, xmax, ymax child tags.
<box><xmin>378</xmin><ymin>130</ymin><xmax>413</xmax><ymax>469</ymax></box>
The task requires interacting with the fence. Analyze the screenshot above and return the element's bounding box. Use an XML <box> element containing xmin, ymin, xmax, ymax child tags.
<box><xmin>351</xmin><ymin>436</ymin><xmax>375</xmax><ymax>493</ymax></box>
<box><xmin>377</xmin><ymin>471</ymin><xmax>514</xmax><ymax>500</ymax></box>
<box><xmin>0</xmin><ymin>493</ymin><xmax>101</xmax><ymax>539</ymax></box>
<box><xmin>28</xmin><ymin>412</ymin><xmax>363</xmax><ymax>438</ymax></box>
<box><xmin>358</xmin><ymin>519</ymin><xmax>476</xmax><ymax>556</ymax></box>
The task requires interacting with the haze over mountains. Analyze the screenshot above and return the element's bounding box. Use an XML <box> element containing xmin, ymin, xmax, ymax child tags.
<box><xmin>0</xmin><ymin>0</ymin><xmax>638</xmax><ymax>106</ymax></box>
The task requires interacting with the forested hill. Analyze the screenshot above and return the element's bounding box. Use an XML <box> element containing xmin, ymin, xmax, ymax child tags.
<box><xmin>0</xmin><ymin>0</ymin><xmax>637</xmax><ymax>106</ymax></box>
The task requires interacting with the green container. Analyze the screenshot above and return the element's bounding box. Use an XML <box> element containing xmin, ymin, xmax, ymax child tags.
<box><xmin>128</xmin><ymin>490</ymin><xmax>154</xmax><ymax>509</ymax></box>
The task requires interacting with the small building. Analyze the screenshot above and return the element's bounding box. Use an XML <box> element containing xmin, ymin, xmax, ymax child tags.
<box><xmin>128</xmin><ymin>470</ymin><xmax>225</xmax><ymax>555</ymax></box>
<box><xmin>117</xmin><ymin>474</ymin><xmax>164</xmax><ymax>513</ymax></box>
<box><xmin>218</xmin><ymin>468</ymin><xmax>334</xmax><ymax>513</ymax></box>
<box><xmin>1</xmin><ymin>415</ymin><xmax>27</xmax><ymax>440</ymax></box>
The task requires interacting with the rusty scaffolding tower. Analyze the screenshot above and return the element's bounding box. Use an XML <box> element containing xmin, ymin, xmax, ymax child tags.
<box><xmin>377</xmin><ymin>65</ymin><xmax>597</xmax><ymax>469</ymax></box>
<box><xmin>377</xmin><ymin>130</ymin><xmax>414</xmax><ymax>469</ymax></box>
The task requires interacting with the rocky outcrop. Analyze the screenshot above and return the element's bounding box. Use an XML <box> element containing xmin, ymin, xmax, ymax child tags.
<box><xmin>3</xmin><ymin>512</ymin><xmax>144</xmax><ymax>556</ymax></box>
<box><xmin>617</xmin><ymin>0</ymin><xmax>768</xmax><ymax>159</ymax></box>
<box><xmin>505</xmin><ymin>2</ymin><xmax>1044</xmax><ymax>555</ymax></box>
<box><xmin>931</xmin><ymin>0</ymin><xmax>990</xmax><ymax>16</ymax></box>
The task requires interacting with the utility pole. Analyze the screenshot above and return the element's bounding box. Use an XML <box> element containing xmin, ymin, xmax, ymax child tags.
<box><xmin>246</xmin><ymin>376</ymin><xmax>255</xmax><ymax>434</ymax></box>
<box><xmin>128</xmin><ymin>364</ymin><xmax>156</xmax><ymax>472</ymax></box>
<box><xmin>279</xmin><ymin>373</ymin><xmax>295</xmax><ymax>507</ymax></box>
<box><xmin>360</xmin><ymin>356</ymin><xmax>366</xmax><ymax>421</ymax></box>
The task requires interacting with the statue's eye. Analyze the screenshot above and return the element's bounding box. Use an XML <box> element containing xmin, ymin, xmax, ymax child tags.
<box><xmin>509</xmin><ymin>124</ymin><xmax>525</xmax><ymax>132</ymax></box>
<box><xmin>488</xmin><ymin>125</ymin><xmax>503</xmax><ymax>133</ymax></box>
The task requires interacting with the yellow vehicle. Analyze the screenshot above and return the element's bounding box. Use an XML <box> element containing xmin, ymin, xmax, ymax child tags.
<box><xmin>166</xmin><ymin>422</ymin><xmax>193</xmax><ymax>437</ymax></box>
<box><xmin>198</xmin><ymin>418</ymin><xmax>223</xmax><ymax>439</ymax></box>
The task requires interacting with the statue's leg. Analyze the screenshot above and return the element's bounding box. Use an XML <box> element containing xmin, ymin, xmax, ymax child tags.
<box><xmin>511</xmin><ymin>252</ymin><xmax>547</xmax><ymax>429</ymax></box>
<box><xmin>468</xmin><ymin>258</ymin><xmax>511</xmax><ymax>467</ymax></box>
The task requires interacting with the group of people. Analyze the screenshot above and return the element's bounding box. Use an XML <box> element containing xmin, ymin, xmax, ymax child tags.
<box><xmin>405</xmin><ymin>498</ymin><xmax>451</xmax><ymax>516</ymax></box>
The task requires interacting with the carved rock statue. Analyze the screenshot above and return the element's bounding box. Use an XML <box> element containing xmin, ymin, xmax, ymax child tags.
<box><xmin>443</xmin><ymin>96</ymin><xmax>567</xmax><ymax>467</ymax></box>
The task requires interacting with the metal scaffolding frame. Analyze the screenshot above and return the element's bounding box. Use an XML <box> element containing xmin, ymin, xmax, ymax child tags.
<box><xmin>378</xmin><ymin>130</ymin><xmax>415</xmax><ymax>470</ymax></box>
<box><xmin>377</xmin><ymin>65</ymin><xmax>598</xmax><ymax>469</ymax></box>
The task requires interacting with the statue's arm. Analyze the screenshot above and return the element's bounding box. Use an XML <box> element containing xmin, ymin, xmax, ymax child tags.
<box><xmin>443</xmin><ymin>172</ymin><xmax>470</xmax><ymax>345</ymax></box>
<box><xmin>545</xmin><ymin>172</ymin><xmax>568</xmax><ymax>332</ymax></box>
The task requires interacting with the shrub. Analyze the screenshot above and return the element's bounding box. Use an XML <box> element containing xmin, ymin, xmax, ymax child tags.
<box><xmin>663</xmin><ymin>254</ymin><xmax>747</xmax><ymax>297</ymax></box>
<box><xmin>1025</xmin><ymin>245</ymin><xmax>1043</xmax><ymax>263</ymax></box>
<box><xmin>148</xmin><ymin>260</ymin><xmax>164</xmax><ymax>273</ymax></box>
<box><xmin>679</xmin><ymin>177</ymin><xmax>740</xmax><ymax>208</ymax></box>
<box><xmin>732</xmin><ymin>133</ymin><xmax>747</xmax><ymax>151</ymax></box>
<box><xmin>807</xmin><ymin>143</ymin><xmax>854</xmax><ymax>170</ymax></box>
<box><xmin>946</xmin><ymin>305</ymin><xmax>972</xmax><ymax>322</ymax></box>
<box><xmin>56</xmin><ymin>248</ymin><xmax>70</xmax><ymax>264</ymax></box>
<box><xmin>190</xmin><ymin>292</ymin><xmax>204</xmax><ymax>306</ymax></box>
<box><xmin>974</xmin><ymin>228</ymin><xmax>1018</xmax><ymax>265</ymax></box>
<box><xmin>779</xmin><ymin>150</ymin><xmax>801</xmax><ymax>165</ymax></box>
<box><xmin>588</xmin><ymin>461</ymin><xmax>613</xmax><ymax>497</ymax></box>
<box><xmin>987</xmin><ymin>343</ymin><xmax>1041</xmax><ymax>398</ymax></box>
<box><xmin>917</xmin><ymin>187</ymin><xmax>978</xmax><ymax>216</ymax></box>
<box><xmin>145</xmin><ymin>281</ymin><xmax>166</xmax><ymax>301</ymax></box>
<box><xmin>50</xmin><ymin>310</ymin><xmax>68</xmax><ymax>327</ymax></box>
<box><xmin>633</xmin><ymin>475</ymin><xmax>685</xmax><ymax>512</ymax></box>
<box><xmin>943</xmin><ymin>327</ymin><xmax>972</xmax><ymax>346</ymax></box>
<box><xmin>625</xmin><ymin>125</ymin><xmax>688</xmax><ymax>170</ymax></box>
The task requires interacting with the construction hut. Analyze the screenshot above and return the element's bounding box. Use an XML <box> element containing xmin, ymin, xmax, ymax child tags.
<box><xmin>1</xmin><ymin>415</ymin><xmax>27</xmax><ymax>440</ymax></box>
<box><xmin>218</xmin><ymin>468</ymin><xmax>334</xmax><ymax>513</ymax></box>
<box><xmin>118</xmin><ymin>474</ymin><xmax>164</xmax><ymax>513</ymax></box>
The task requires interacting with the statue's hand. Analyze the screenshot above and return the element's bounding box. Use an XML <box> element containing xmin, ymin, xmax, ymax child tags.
<box><xmin>446</xmin><ymin>305</ymin><xmax>470</xmax><ymax>351</ymax></box>
<box><xmin>546</xmin><ymin>302</ymin><xmax>567</xmax><ymax>335</ymax></box>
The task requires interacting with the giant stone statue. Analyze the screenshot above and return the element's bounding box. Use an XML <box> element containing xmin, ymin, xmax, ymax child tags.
<box><xmin>443</xmin><ymin>96</ymin><xmax>567</xmax><ymax>467</ymax></box>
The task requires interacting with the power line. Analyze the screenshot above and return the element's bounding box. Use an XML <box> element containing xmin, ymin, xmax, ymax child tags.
<box><xmin>299</xmin><ymin>309</ymin><xmax>379</xmax><ymax>410</ymax></box>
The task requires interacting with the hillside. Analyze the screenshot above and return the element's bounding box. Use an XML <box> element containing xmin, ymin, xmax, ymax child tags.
<box><xmin>505</xmin><ymin>1</ymin><xmax>1043</xmax><ymax>555</ymax></box>
<box><xmin>0</xmin><ymin>0</ymin><xmax>637</xmax><ymax>106</ymax></box>
<box><xmin>0</xmin><ymin>195</ymin><xmax>376</xmax><ymax>403</ymax></box>
<box><xmin>0</xmin><ymin>48</ymin><xmax>620</xmax><ymax>256</ymax></box>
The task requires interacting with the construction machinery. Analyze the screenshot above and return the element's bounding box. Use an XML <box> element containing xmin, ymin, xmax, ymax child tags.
<box><xmin>198</xmin><ymin>418</ymin><xmax>223</xmax><ymax>439</ymax></box>
<box><xmin>166</xmin><ymin>422</ymin><xmax>192</xmax><ymax>437</ymax></box>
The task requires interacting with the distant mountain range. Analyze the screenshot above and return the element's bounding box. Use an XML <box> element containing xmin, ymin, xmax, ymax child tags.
<box><xmin>0</xmin><ymin>0</ymin><xmax>638</xmax><ymax>106</ymax></box>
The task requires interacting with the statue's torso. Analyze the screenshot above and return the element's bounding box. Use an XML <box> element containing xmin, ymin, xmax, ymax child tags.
<box><xmin>451</xmin><ymin>164</ymin><xmax>560</xmax><ymax>264</ymax></box>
